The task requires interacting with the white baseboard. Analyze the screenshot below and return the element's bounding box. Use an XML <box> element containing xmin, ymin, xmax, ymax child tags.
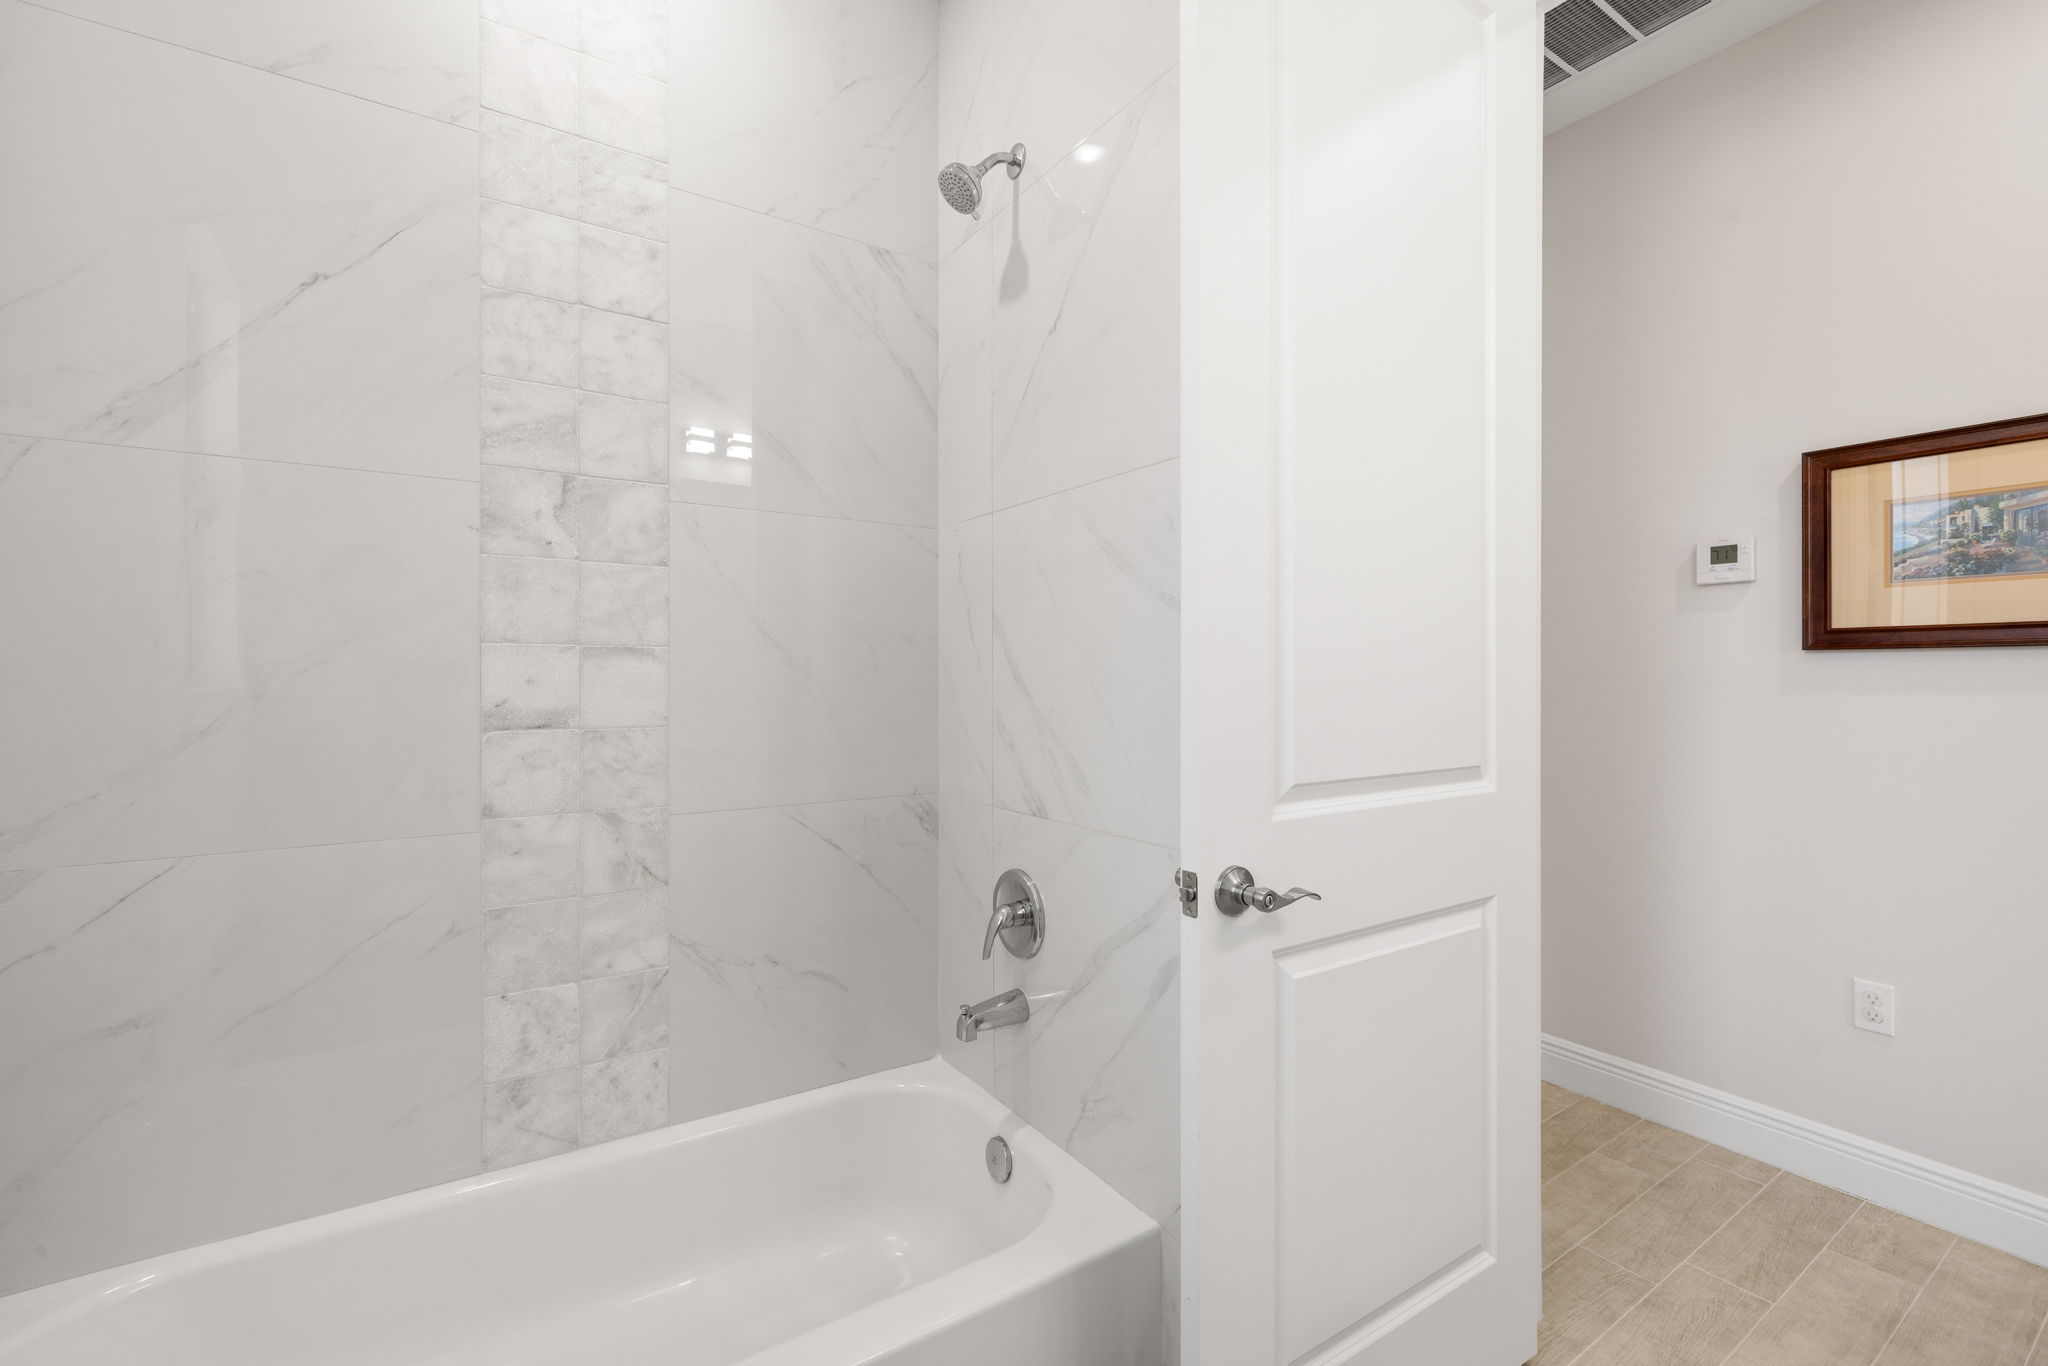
<box><xmin>1542</xmin><ymin>1035</ymin><xmax>2048</xmax><ymax>1267</ymax></box>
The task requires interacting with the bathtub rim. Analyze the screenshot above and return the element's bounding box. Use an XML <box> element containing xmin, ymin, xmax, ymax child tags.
<box><xmin>0</xmin><ymin>1056</ymin><xmax>1160</xmax><ymax>1362</ymax></box>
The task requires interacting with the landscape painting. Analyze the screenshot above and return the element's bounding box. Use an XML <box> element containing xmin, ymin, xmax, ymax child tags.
<box><xmin>1887</xmin><ymin>482</ymin><xmax>2048</xmax><ymax>583</ymax></box>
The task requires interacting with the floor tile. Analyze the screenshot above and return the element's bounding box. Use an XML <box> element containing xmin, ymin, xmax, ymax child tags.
<box><xmin>1544</xmin><ymin>1153</ymin><xmax>1658</xmax><ymax>1267</ymax></box>
<box><xmin>1723</xmin><ymin>1249</ymin><xmax>1917</xmax><ymax>1366</ymax></box>
<box><xmin>1598</xmin><ymin>1119</ymin><xmax>1709</xmax><ymax>1181</ymax></box>
<box><xmin>1690</xmin><ymin>1172</ymin><xmax>1859</xmax><ymax>1300</ymax></box>
<box><xmin>1694</xmin><ymin>1143</ymin><xmax>1780</xmax><ymax>1185</ymax></box>
<box><xmin>1544</xmin><ymin>1098</ymin><xmax>1640</xmax><ymax>1181</ymax></box>
<box><xmin>1583</xmin><ymin>1158</ymin><xmax>1765</xmax><ymax>1282</ymax></box>
<box><xmin>1828</xmin><ymin>1203</ymin><xmax>1956</xmax><ymax>1289</ymax></box>
<box><xmin>1876</xmin><ymin>1239</ymin><xmax>2048</xmax><ymax>1366</ymax></box>
<box><xmin>1543</xmin><ymin>1081</ymin><xmax>1582</xmax><ymax>1120</ymax></box>
<box><xmin>1535</xmin><ymin>1247</ymin><xmax>1653</xmax><ymax>1365</ymax></box>
<box><xmin>1574</xmin><ymin>1264</ymin><xmax>1769</xmax><ymax>1366</ymax></box>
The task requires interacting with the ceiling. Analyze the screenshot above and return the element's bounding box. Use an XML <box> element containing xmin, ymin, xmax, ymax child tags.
<box><xmin>1543</xmin><ymin>0</ymin><xmax>1827</xmax><ymax>133</ymax></box>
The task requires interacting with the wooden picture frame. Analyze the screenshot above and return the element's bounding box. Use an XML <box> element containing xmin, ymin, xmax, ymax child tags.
<box><xmin>1803</xmin><ymin>411</ymin><xmax>2048</xmax><ymax>649</ymax></box>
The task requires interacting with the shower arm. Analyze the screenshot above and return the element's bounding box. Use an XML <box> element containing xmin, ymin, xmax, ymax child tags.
<box><xmin>976</xmin><ymin>146</ymin><xmax>1026</xmax><ymax>179</ymax></box>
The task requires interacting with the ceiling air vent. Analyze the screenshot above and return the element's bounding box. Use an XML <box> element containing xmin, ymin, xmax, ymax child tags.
<box><xmin>1545</xmin><ymin>0</ymin><xmax>1635</xmax><ymax>71</ymax></box>
<box><xmin>1607</xmin><ymin>0</ymin><xmax>1713</xmax><ymax>36</ymax></box>
<box><xmin>1544</xmin><ymin>0</ymin><xmax>1722</xmax><ymax>93</ymax></box>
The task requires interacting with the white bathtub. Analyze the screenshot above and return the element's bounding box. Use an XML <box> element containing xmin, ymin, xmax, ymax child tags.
<box><xmin>0</xmin><ymin>1060</ymin><xmax>1162</xmax><ymax>1365</ymax></box>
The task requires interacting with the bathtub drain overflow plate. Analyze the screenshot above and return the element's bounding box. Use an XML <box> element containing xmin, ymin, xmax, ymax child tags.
<box><xmin>985</xmin><ymin>1136</ymin><xmax>1013</xmax><ymax>1184</ymax></box>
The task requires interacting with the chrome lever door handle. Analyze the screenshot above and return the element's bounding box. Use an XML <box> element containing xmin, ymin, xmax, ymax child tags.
<box><xmin>1214</xmin><ymin>866</ymin><xmax>1323</xmax><ymax>917</ymax></box>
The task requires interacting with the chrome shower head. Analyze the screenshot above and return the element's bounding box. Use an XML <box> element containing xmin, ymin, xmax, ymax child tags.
<box><xmin>937</xmin><ymin>143</ymin><xmax>1026</xmax><ymax>219</ymax></box>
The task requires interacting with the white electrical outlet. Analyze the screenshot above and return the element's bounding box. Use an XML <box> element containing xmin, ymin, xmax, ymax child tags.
<box><xmin>1853</xmin><ymin>979</ymin><xmax>1896</xmax><ymax>1036</ymax></box>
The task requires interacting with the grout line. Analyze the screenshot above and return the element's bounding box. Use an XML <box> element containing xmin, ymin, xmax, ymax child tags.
<box><xmin>0</xmin><ymin>427</ymin><xmax>483</xmax><ymax>487</ymax></box>
<box><xmin>2021</xmin><ymin>1295</ymin><xmax>2048</xmax><ymax>1366</ymax></box>
<box><xmin>478</xmin><ymin>14</ymin><xmax>668</xmax><ymax>87</ymax></box>
<box><xmin>1868</xmin><ymin>1237</ymin><xmax>1955</xmax><ymax>1365</ymax></box>
<box><xmin>666</xmin><ymin>183</ymin><xmax>936</xmax><ymax>264</ymax></box>
<box><xmin>15</xmin><ymin>0</ymin><xmax>482</xmax><ymax>134</ymax></box>
<box><xmin>1542</xmin><ymin>1113</ymin><xmax>1641</xmax><ymax>1193</ymax></box>
<box><xmin>481</xmin><ymin>282</ymin><xmax>670</xmax><ymax>330</ymax></box>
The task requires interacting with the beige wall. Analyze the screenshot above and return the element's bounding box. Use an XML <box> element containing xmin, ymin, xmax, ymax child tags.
<box><xmin>1544</xmin><ymin>0</ymin><xmax>2048</xmax><ymax>1195</ymax></box>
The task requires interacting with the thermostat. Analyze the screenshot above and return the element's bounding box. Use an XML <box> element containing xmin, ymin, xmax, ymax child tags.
<box><xmin>1695</xmin><ymin>537</ymin><xmax>1756</xmax><ymax>585</ymax></box>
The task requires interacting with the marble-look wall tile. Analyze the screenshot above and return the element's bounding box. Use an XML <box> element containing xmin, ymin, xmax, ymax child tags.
<box><xmin>579</xmin><ymin>393</ymin><xmax>669</xmax><ymax>481</ymax></box>
<box><xmin>935</xmin><ymin>0</ymin><xmax>1176</xmax><ymax>258</ymax></box>
<box><xmin>669</xmin><ymin>190</ymin><xmax>937</xmax><ymax>526</ymax></box>
<box><xmin>482</xmin><ymin>465</ymin><xmax>577</xmax><ymax>559</ymax></box>
<box><xmin>484</xmin><ymin>377</ymin><xmax>580</xmax><ymax>472</ymax></box>
<box><xmin>482</xmin><ymin>644</ymin><xmax>579</xmax><ymax>731</ymax></box>
<box><xmin>483</xmin><ymin>729</ymin><xmax>583</xmax><ymax>817</ymax></box>
<box><xmin>483</xmin><ymin>112</ymin><xmax>581</xmax><ymax>219</ymax></box>
<box><xmin>580</xmin><ymin>647</ymin><xmax>668</xmax><ymax>727</ymax></box>
<box><xmin>669</xmin><ymin>799</ymin><xmax>937</xmax><ymax>1123</ymax></box>
<box><xmin>484</xmin><ymin>555</ymin><xmax>580</xmax><ymax>643</ymax></box>
<box><xmin>484</xmin><ymin>983</ymin><xmax>581</xmax><ymax>1080</ymax></box>
<box><xmin>482</xmin><ymin>899</ymin><xmax>581</xmax><ymax>994</ymax></box>
<box><xmin>0</xmin><ymin>6</ymin><xmax>479</xmax><ymax>482</ymax></box>
<box><xmin>483</xmin><ymin>0</ymin><xmax>578</xmax><ymax>47</ymax></box>
<box><xmin>988</xmin><ymin>810</ymin><xmax>1179</xmax><ymax>1223</ymax></box>
<box><xmin>581</xmin><ymin>729</ymin><xmax>668</xmax><ymax>811</ymax></box>
<box><xmin>580</xmin><ymin>968</ymin><xmax>669</xmax><ymax>1061</ymax></box>
<box><xmin>478</xmin><ymin>0</ymin><xmax>673</xmax><ymax>1169</ymax></box>
<box><xmin>0</xmin><ymin>835</ymin><xmax>481</xmax><ymax>1293</ymax></box>
<box><xmin>580</xmin><ymin>808</ymin><xmax>669</xmax><ymax>893</ymax></box>
<box><xmin>938</xmin><ymin>517</ymin><xmax>995</xmax><ymax>804</ymax></box>
<box><xmin>482</xmin><ymin>814</ymin><xmax>582</xmax><ymax>907</ymax></box>
<box><xmin>580</xmin><ymin>308</ymin><xmax>669</xmax><ymax>400</ymax></box>
<box><xmin>667</xmin><ymin>0</ymin><xmax>935</xmax><ymax>258</ymax></box>
<box><xmin>581</xmin><ymin>889</ymin><xmax>668</xmax><ymax>977</ymax></box>
<box><xmin>579</xmin><ymin>140</ymin><xmax>669</xmax><ymax>239</ymax></box>
<box><xmin>580</xmin><ymin>226</ymin><xmax>669</xmax><ymax>320</ymax></box>
<box><xmin>938</xmin><ymin>222</ymin><xmax>994</xmax><ymax>523</ymax></box>
<box><xmin>579</xmin><ymin>562</ymin><xmax>669</xmax><ymax>644</ymax></box>
<box><xmin>933</xmin><ymin>794</ymin><xmax>997</xmax><ymax>1091</ymax></box>
<box><xmin>0</xmin><ymin>439</ymin><xmax>477</xmax><ymax>871</ymax></box>
<box><xmin>484</xmin><ymin>289</ymin><xmax>581</xmax><ymax>386</ymax></box>
<box><xmin>482</xmin><ymin>201</ymin><xmax>581</xmax><ymax>302</ymax></box>
<box><xmin>579</xmin><ymin>55</ymin><xmax>667</xmax><ymax>159</ymax></box>
<box><xmin>570</xmin><ymin>475</ymin><xmax>668</xmax><ymax>564</ymax></box>
<box><xmin>580</xmin><ymin>1050</ymin><xmax>668</xmax><ymax>1143</ymax></box>
<box><xmin>994</xmin><ymin>461</ymin><xmax>1179</xmax><ymax>848</ymax></box>
<box><xmin>31</xmin><ymin>0</ymin><xmax>481</xmax><ymax>126</ymax></box>
<box><xmin>482</xmin><ymin>20</ymin><xmax>578</xmax><ymax>128</ymax></box>
<box><xmin>483</xmin><ymin>1069</ymin><xmax>581</xmax><ymax>1169</ymax></box>
<box><xmin>992</xmin><ymin>73</ymin><xmax>1179</xmax><ymax>508</ymax></box>
<box><xmin>578</xmin><ymin>0</ymin><xmax>667</xmax><ymax>79</ymax></box>
<box><xmin>671</xmin><ymin>506</ymin><xmax>936</xmax><ymax>810</ymax></box>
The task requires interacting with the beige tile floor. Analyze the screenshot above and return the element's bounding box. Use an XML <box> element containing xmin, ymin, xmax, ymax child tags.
<box><xmin>1534</xmin><ymin>1083</ymin><xmax>2048</xmax><ymax>1366</ymax></box>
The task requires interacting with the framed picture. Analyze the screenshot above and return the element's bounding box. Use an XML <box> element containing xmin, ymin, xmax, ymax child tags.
<box><xmin>1803</xmin><ymin>411</ymin><xmax>2048</xmax><ymax>649</ymax></box>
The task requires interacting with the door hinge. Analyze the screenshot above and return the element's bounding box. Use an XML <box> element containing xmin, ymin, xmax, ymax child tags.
<box><xmin>1175</xmin><ymin>868</ymin><xmax>1199</xmax><ymax>917</ymax></box>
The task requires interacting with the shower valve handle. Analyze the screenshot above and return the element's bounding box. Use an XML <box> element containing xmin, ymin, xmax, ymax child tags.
<box><xmin>1214</xmin><ymin>866</ymin><xmax>1322</xmax><ymax>917</ymax></box>
<box><xmin>982</xmin><ymin>868</ymin><xmax>1046</xmax><ymax>960</ymax></box>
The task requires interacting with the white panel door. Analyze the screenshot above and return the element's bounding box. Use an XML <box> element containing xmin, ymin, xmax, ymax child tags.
<box><xmin>1181</xmin><ymin>0</ymin><xmax>1541</xmax><ymax>1361</ymax></box>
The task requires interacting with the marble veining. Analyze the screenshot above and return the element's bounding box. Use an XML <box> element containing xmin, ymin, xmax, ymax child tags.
<box><xmin>477</xmin><ymin>0</ymin><xmax>675</xmax><ymax>1166</ymax></box>
<box><xmin>31</xmin><ymin>0</ymin><xmax>482</xmax><ymax>126</ymax></box>
<box><xmin>0</xmin><ymin>834</ymin><xmax>482</xmax><ymax>1293</ymax></box>
<box><xmin>993</xmin><ymin>460</ymin><xmax>1180</xmax><ymax>848</ymax></box>
<box><xmin>670</xmin><ymin>505</ymin><xmax>937</xmax><ymax>811</ymax></box>
<box><xmin>668</xmin><ymin>798</ymin><xmax>939</xmax><ymax>1124</ymax></box>
<box><xmin>988</xmin><ymin>810</ymin><xmax>1179</xmax><ymax>1224</ymax></box>
<box><xmin>667</xmin><ymin>0</ymin><xmax>937</xmax><ymax>258</ymax></box>
<box><xmin>0</xmin><ymin>438</ymin><xmax>479</xmax><ymax>872</ymax></box>
<box><xmin>991</xmin><ymin>72</ymin><xmax>1180</xmax><ymax>509</ymax></box>
<box><xmin>934</xmin><ymin>0</ymin><xmax>1177</xmax><ymax>259</ymax></box>
<box><xmin>0</xmin><ymin>4</ymin><xmax>480</xmax><ymax>481</ymax></box>
<box><xmin>668</xmin><ymin>190</ymin><xmax>937</xmax><ymax>526</ymax></box>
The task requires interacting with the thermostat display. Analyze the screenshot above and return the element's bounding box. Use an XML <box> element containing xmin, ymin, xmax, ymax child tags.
<box><xmin>1695</xmin><ymin>537</ymin><xmax>1756</xmax><ymax>585</ymax></box>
